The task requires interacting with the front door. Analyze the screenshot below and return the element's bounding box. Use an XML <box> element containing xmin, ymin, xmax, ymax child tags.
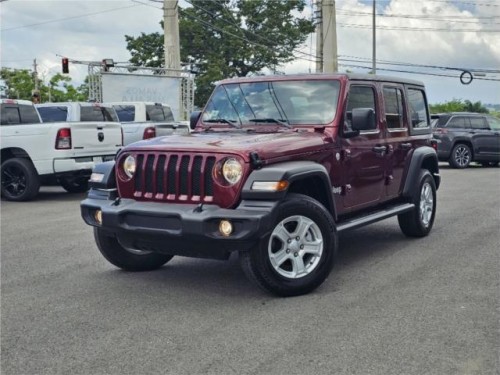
<box><xmin>340</xmin><ymin>84</ymin><xmax>386</xmax><ymax>210</ymax></box>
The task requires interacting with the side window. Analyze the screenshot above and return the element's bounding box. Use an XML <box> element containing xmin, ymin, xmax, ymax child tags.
<box><xmin>37</xmin><ymin>106</ymin><xmax>68</xmax><ymax>122</ymax></box>
<box><xmin>1</xmin><ymin>105</ymin><xmax>21</xmax><ymax>125</ymax></box>
<box><xmin>447</xmin><ymin>116</ymin><xmax>469</xmax><ymax>129</ymax></box>
<box><xmin>113</xmin><ymin>105</ymin><xmax>135</xmax><ymax>122</ymax></box>
<box><xmin>486</xmin><ymin>116</ymin><xmax>500</xmax><ymax>130</ymax></box>
<box><xmin>345</xmin><ymin>85</ymin><xmax>376</xmax><ymax>131</ymax></box>
<box><xmin>407</xmin><ymin>88</ymin><xmax>430</xmax><ymax>128</ymax></box>
<box><xmin>19</xmin><ymin>105</ymin><xmax>41</xmax><ymax>124</ymax></box>
<box><xmin>470</xmin><ymin>117</ymin><xmax>488</xmax><ymax>130</ymax></box>
<box><xmin>383</xmin><ymin>87</ymin><xmax>405</xmax><ymax>129</ymax></box>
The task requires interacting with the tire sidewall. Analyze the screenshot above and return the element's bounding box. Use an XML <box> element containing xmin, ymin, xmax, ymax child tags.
<box><xmin>450</xmin><ymin>143</ymin><xmax>471</xmax><ymax>168</ymax></box>
<box><xmin>251</xmin><ymin>194</ymin><xmax>336</xmax><ymax>295</ymax></box>
<box><xmin>414</xmin><ymin>171</ymin><xmax>437</xmax><ymax>236</ymax></box>
<box><xmin>1</xmin><ymin>158</ymin><xmax>40</xmax><ymax>201</ymax></box>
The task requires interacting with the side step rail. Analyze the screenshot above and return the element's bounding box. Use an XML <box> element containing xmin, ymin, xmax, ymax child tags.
<box><xmin>337</xmin><ymin>203</ymin><xmax>415</xmax><ymax>233</ymax></box>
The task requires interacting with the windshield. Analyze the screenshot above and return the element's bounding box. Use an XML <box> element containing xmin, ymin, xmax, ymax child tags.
<box><xmin>202</xmin><ymin>80</ymin><xmax>340</xmax><ymax>126</ymax></box>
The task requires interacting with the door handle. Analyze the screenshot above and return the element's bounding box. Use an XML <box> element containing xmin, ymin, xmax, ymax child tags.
<box><xmin>469</xmin><ymin>131</ymin><xmax>476</xmax><ymax>134</ymax></box>
<box><xmin>400</xmin><ymin>142</ymin><xmax>412</xmax><ymax>150</ymax></box>
<box><xmin>372</xmin><ymin>145</ymin><xmax>387</xmax><ymax>154</ymax></box>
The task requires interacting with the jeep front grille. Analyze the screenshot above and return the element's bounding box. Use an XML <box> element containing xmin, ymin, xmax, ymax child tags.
<box><xmin>133</xmin><ymin>153</ymin><xmax>216</xmax><ymax>202</ymax></box>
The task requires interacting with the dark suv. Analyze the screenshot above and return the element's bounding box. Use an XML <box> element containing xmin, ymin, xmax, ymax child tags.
<box><xmin>81</xmin><ymin>74</ymin><xmax>440</xmax><ymax>296</ymax></box>
<box><xmin>432</xmin><ymin>112</ymin><xmax>500</xmax><ymax>168</ymax></box>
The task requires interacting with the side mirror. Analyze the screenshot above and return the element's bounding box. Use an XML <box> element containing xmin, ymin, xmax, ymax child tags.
<box><xmin>190</xmin><ymin>111</ymin><xmax>202</xmax><ymax>130</ymax></box>
<box><xmin>352</xmin><ymin>108</ymin><xmax>376</xmax><ymax>131</ymax></box>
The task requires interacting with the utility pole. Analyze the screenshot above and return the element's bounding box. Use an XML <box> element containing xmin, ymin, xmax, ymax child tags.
<box><xmin>163</xmin><ymin>0</ymin><xmax>181</xmax><ymax>72</ymax></box>
<box><xmin>315</xmin><ymin>0</ymin><xmax>323</xmax><ymax>73</ymax></box>
<box><xmin>372</xmin><ymin>0</ymin><xmax>376</xmax><ymax>74</ymax></box>
<box><xmin>322</xmin><ymin>0</ymin><xmax>338</xmax><ymax>73</ymax></box>
<box><xmin>33</xmin><ymin>58</ymin><xmax>39</xmax><ymax>91</ymax></box>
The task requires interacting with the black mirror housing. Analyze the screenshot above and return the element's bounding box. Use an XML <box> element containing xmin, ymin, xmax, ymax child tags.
<box><xmin>351</xmin><ymin>108</ymin><xmax>376</xmax><ymax>131</ymax></box>
<box><xmin>190</xmin><ymin>111</ymin><xmax>202</xmax><ymax>130</ymax></box>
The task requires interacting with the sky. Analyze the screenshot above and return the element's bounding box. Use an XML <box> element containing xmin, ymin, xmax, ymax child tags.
<box><xmin>1</xmin><ymin>0</ymin><xmax>499</xmax><ymax>106</ymax></box>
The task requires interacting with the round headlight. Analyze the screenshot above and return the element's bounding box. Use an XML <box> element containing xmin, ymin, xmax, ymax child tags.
<box><xmin>123</xmin><ymin>155</ymin><xmax>136</xmax><ymax>178</ymax></box>
<box><xmin>222</xmin><ymin>158</ymin><xmax>243</xmax><ymax>185</ymax></box>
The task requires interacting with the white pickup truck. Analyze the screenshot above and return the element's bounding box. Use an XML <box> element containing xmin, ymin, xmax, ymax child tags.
<box><xmin>106</xmin><ymin>102</ymin><xmax>190</xmax><ymax>145</ymax></box>
<box><xmin>1</xmin><ymin>100</ymin><xmax>122</xmax><ymax>201</ymax></box>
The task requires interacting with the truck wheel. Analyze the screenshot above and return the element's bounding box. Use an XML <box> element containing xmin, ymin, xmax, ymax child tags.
<box><xmin>449</xmin><ymin>143</ymin><xmax>471</xmax><ymax>168</ymax></box>
<box><xmin>59</xmin><ymin>178</ymin><xmax>89</xmax><ymax>193</ymax></box>
<box><xmin>1</xmin><ymin>158</ymin><xmax>40</xmax><ymax>201</ymax></box>
<box><xmin>94</xmin><ymin>228</ymin><xmax>173</xmax><ymax>271</ymax></box>
<box><xmin>239</xmin><ymin>194</ymin><xmax>337</xmax><ymax>297</ymax></box>
<box><xmin>398</xmin><ymin>170</ymin><xmax>436</xmax><ymax>238</ymax></box>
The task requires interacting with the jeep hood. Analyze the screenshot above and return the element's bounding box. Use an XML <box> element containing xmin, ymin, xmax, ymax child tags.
<box><xmin>126</xmin><ymin>130</ymin><xmax>327</xmax><ymax>162</ymax></box>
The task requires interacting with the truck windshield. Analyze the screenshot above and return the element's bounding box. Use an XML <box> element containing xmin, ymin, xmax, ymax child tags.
<box><xmin>37</xmin><ymin>106</ymin><xmax>68</xmax><ymax>122</ymax></box>
<box><xmin>202</xmin><ymin>80</ymin><xmax>340</xmax><ymax>126</ymax></box>
<box><xmin>80</xmin><ymin>106</ymin><xmax>119</xmax><ymax>122</ymax></box>
<box><xmin>146</xmin><ymin>105</ymin><xmax>175</xmax><ymax>122</ymax></box>
<box><xmin>113</xmin><ymin>105</ymin><xmax>135</xmax><ymax>122</ymax></box>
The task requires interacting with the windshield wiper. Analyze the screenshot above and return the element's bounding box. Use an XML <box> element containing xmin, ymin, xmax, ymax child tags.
<box><xmin>248</xmin><ymin>118</ymin><xmax>292</xmax><ymax>128</ymax></box>
<box><xmin>204</xmin><ymin>118</ymin><xmax>240</xmax><ymax>128</ymax></box>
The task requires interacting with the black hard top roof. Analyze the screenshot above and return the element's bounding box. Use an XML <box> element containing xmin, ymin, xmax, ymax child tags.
<box><xmin>218</xmin><ymin>73</ymin><xmax>425</xmax><ymax>87</ymax></box>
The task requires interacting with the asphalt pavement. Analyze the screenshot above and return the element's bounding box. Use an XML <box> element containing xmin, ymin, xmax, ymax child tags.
<box><xmin>1</xmin><ymin>164</ymin><xmax>499</xmax><ymax>375</ymax></box>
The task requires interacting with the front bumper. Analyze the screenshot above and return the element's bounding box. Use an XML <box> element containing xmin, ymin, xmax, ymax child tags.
<box><xmin>81</xmin><ymin>191</ymin><xmax>277</xmax><ymax>259</ymax></box>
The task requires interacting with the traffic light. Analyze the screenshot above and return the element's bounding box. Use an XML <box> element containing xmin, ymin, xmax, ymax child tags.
<box><xmin>62</xmin><ymin>58</ymin><xmax>69</xmax><ymax>74</ymax></box>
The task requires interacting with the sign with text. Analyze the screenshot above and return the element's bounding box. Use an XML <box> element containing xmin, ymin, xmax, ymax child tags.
<box><xmin>101</xmin><ymin>73</ymin><xmax>181</xmax><ymax>119</ymax></box>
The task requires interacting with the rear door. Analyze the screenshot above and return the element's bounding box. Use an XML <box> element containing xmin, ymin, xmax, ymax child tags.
<box><xmin>469</xmin><ymin>116</ymin><xmax>498</xmax><ymax>157</ymax></box>
<box><xmin>382</xmin><ymin>84</ymin><xmax>410</xmax><ymax>199</ymax></box>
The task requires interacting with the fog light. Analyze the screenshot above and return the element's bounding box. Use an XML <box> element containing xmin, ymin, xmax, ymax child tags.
<box><xmin>94</xmin><ymin>209</ymin><xmax>103</xmax><ymax>225</ymax></box>
<box><xmin>219</xmin><ymin>220</ymin><xmax>233</xmax><ymax>237</ymax></box>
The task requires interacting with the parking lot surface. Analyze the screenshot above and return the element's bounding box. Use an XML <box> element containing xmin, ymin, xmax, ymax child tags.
<box><xmin>1</xmin><ymin>165</ymin><xmax>499</xmax><ymax>375</ymax></box>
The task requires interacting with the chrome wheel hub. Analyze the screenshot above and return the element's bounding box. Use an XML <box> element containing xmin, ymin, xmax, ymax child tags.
<box><xmin>268</xmin><ymin>215</ymin><xmax>324</xmax><ymax>279</ymax></box>
<box><xmin>420</xmin><ymin>182</ymin><xmax>434</xmax><ymax>227</ymax></box>
<box><xmin>454</xmin><ymin>146</ymin><xmax>470</xmax><ymax>167</ymax></box>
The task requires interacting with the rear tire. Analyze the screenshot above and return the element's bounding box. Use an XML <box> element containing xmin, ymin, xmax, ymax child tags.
<box><xmin>1</xmin><ymin>158</ymin><xmax>40</xmax><ymax>201</ymax></box>
<box><xmin>239</xmin><ymin>194</ymin><xmax>337</xmax><ymax>297</ymax></box>
<box><xmin>449</xmin><ymin>143</ymin><xmax>471</xmax><ymax>168</ymax></box>
<box><xmin>60</xmin><ymin>177</ymin><xmax>89</xmax><ymax>193</ymax></box>
<box><xmin>94</xmin><ymin>228</ymin><xmax>173</xmax><ymax>271</ymax></box>
<box><xmin>398</xmin><ymin>170</ymin><xmax>436</xmax><ymax>237</ymax></box>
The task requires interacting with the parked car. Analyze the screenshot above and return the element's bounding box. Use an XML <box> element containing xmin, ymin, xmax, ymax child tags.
<box><xmin>81</xmin><ymin>73</ymin><xmax>440</xmax><ymax>296</ymax></box>
<box><xmin>432</xmin><ymin>112</ymin><xmax>500</xmax><ymax>168</ymax></box>
<box><xmin>1</xmin><ymin>100</ymin><xmax>122</xmax><ymax>201</ymax></box>
<box><xmin>106</xmin><ymin>102</ymin><xmax>190</xmax><ymax>145</ymax></box>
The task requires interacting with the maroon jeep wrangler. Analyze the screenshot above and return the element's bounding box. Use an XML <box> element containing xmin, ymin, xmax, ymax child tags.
<box><xmin>81</xmin><ymin>73</ymin><xmax>440</xmax><ymax>296</ymax></box>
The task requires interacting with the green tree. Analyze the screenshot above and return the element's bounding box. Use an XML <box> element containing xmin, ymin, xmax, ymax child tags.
<box><xmin>125</xmin><ymin>0</ymin><xmax>315</xmax><ymax>107</ymax></box>
<box><xmin>0</xmin><ymin>68</ymin><xmax>88</xmax><ymax>102</ymax></box>
<box><xmin>430</xmin><ymin>98</ymin><xmax>489</xmax><ymax>114</ymax></box>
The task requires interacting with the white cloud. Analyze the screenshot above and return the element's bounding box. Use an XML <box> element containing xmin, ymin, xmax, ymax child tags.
<box><xmin>1</xmin><ymin>0</ymin><xmax>499</xmax><ymax>104</ymax></box>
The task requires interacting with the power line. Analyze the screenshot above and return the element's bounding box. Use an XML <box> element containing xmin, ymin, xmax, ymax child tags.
<box><xmin>1</xmin><ymin>4</ymin><xmax>141</xmax><ymax>32</ymax></box>
<box><xmin>337</xmin><ymin>22</ymin><xmax>500</xmax><ymax>32</ymax></box>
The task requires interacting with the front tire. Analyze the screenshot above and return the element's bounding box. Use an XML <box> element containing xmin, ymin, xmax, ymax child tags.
<box><xmin>239</xmin><ymin>194</ymin><xmax>337</xmax><ymax>297</ymax></box>
<box><xmin>449</xmin><ymin>143</ymin><xmax>471</xmax><ymax>168</ymax></box>
<box><xmin>398</xmin><ymin>170</ymin><xmax>437</xmax><ymax>237</ymax></box>
<box><xmin>1</xmin><ymin>158</ymin><xmax>40</xmax><ymax>201</ymax></box>
<box><xmin>94</xmin><ymin>228</ymin><xmax>173</xmax><ymax>271</ymax></box>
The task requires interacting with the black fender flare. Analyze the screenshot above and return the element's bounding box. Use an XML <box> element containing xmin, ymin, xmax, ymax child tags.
<box><xmin>241</xmin><ymin>161</ymin><xmax>337</xmax><ymax>220</ymax></box>
<box><xmin>88</xmin><ymin>161</ymin><xmax>116</xmax><ymax>190</ymax></box>
<box><xmin>402</xmin><ymin>146</ymin><xmax>440</xmax><ymax>198</ymax></box>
